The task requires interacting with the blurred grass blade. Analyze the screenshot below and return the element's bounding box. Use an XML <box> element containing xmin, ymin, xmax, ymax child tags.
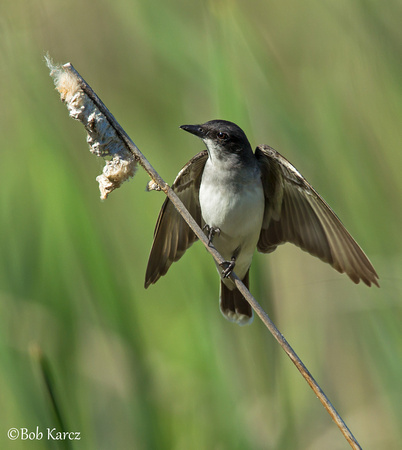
<box><xmin>31</xmin><ymin>344</ymin><xmax>72</xmax><ymax>450</ymax></box>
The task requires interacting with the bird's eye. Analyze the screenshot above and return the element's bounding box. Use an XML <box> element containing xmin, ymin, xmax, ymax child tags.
<box><xmin>217</xmin><ymin>132</ymin><xmax>229</xmax><ymax>140</ymax></box>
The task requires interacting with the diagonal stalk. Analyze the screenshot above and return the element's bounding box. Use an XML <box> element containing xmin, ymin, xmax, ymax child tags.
<box><xmin>50</xmin><ymin>61</ymin><xmax>362</xmax><ymax>450</ymax></box>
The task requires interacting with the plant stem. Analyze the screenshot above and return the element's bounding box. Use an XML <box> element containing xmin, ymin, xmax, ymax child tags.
<box><xmin>59</xmin><ymin>62</ymin><xmax>362</xmax><ymax>450</ymax></box>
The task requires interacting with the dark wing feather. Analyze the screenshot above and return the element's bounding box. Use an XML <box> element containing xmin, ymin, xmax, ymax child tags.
<box><xmin>255</xmin><ymin>145</ymin><xmax>379</xmax><ymax>287</ymax></box>
<box><xmin>144</xmin><ymin>151</ymin><xmax>208</xmax><ymax>288</ymax></box>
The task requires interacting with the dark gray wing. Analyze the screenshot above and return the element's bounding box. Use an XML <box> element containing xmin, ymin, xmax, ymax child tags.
<box><xmin>255</xmin><ymin>145</ymin><xmax>379</xmax><ymax>287</ymax></box>
<box><xmin>145</xmin><ymin>151</ymin><xmax>208</xmax><ymax>288</ymax></box>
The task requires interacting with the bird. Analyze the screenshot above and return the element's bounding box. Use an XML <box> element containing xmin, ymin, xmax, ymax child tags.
<box><xmin>144</xmin><ymin>120</ymin><xmax>379</xmax><ymax>325</ymax></box>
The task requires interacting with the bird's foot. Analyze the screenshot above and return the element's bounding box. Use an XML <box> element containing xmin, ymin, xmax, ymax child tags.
<box><xmin>220</xmin><ymin>257</ymin><xmax>236</xmax><ymax>278</ymax></box>
<box><xmin>203</xmin><ymin>224</ymin><xmax>221</xmax><ymax>246</ymax></box>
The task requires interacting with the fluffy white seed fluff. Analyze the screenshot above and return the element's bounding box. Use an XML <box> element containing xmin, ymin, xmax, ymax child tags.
<box><xmin>46</xmin><ymin>55</ymin><xmax>137</xmax><ymax>199</ymax></box>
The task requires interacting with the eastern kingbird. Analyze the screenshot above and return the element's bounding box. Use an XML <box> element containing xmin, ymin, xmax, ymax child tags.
<box><xmin>145</xmin><ymin>120</ymin><xmax>379</xmax><ymax>325</ymax></box>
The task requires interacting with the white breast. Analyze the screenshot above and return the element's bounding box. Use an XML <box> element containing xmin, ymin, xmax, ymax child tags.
<box><xmin>199</xmin><ymin>158</ymin><xmax>265</xmax><ymax>278</ymax></box>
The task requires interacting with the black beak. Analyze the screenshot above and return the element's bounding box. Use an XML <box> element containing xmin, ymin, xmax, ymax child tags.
<box><xmin>180</xmin><ymin>124</ymin><xmax>205</xmax><ymax>138</ymax></box>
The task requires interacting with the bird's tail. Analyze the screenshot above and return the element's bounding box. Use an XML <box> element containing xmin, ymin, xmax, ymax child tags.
<box><xmin>219</xmin><ymin>270</ymin><xmax>253</xmax><ymax>326</ymax></box>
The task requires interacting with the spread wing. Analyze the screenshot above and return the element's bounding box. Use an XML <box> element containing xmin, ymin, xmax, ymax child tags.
<box><xmin>145</xmin><ymin>151</ymin><xmax>208</xmax><ymax>288</ymax></box>
<box><xmin>255</xmin><ymin>145</ymin><xmax>379</xmax><ymax>287</ymax></box>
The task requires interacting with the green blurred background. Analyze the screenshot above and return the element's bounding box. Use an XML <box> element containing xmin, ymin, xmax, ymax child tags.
<box><xmin>0</xmin><ymin>0</ymin><xmax>401</xmax><ymax>449</ymax></box>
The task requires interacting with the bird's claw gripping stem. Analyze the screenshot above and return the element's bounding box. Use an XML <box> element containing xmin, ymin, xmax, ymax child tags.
<box><xmin>220</xmin><ymin>257</ymin><xmax>236</xmax><ymax>278</ymax></box>
<box><xmin>203</xmin><ymin>224</ymin><xmax>221</xmax><ymax>246</ymax></box>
